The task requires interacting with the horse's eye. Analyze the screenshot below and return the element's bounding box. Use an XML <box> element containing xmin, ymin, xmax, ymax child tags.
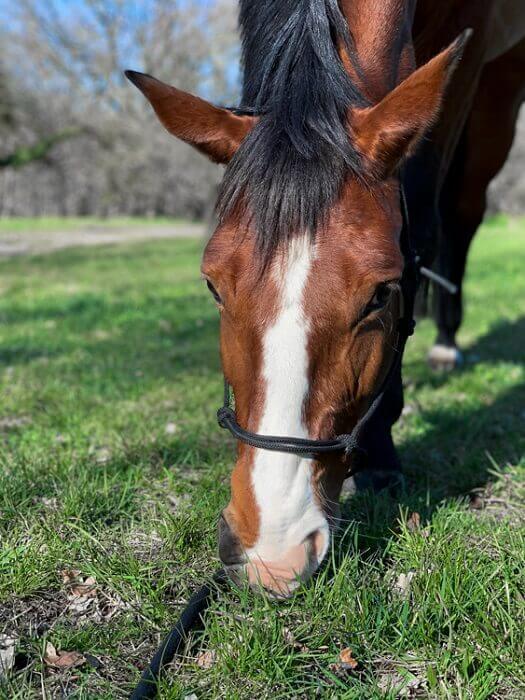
<box><xmin>364</xmin><ymin>282</ymin><xmax>394</xmax><ymax>315</ymax></box>
<box><xmin>206</xmin><ymin>279</ymin><xmax>223</xmax><ymax>305</ymax></box>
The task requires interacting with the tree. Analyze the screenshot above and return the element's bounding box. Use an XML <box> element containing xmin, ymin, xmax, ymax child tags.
<box><xmin>0</xmin><ymin>0</ymin><xmax>240</xmax><ymax>217</ymax></box>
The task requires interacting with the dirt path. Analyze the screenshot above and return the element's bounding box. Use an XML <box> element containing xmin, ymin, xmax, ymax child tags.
<box><xmin>0</xmin><ymin>223</ymin><xmax>205</xmax><ymax>258</ymax></box>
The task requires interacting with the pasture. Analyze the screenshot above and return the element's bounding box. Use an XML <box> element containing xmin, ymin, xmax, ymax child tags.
<box><xmin>0</xmin><ymin>216</ymin><xmax>524</xmax><ymax>698</ymax></box>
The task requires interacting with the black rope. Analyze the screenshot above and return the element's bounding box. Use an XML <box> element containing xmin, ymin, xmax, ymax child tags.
<box><xmin>130</xmin><ymin>569</ymin><xmax>227</xmax><ymax>700</ymax></box>
<box><xmin>218</xmin><ymin>392</ymin><xmax>362</xmax><ymax>457</ymax></box>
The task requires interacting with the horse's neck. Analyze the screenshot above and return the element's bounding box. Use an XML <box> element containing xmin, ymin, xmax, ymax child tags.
<box><xmin>339</xmin><ymin>0</ymin><xmax>416</xmax><ymax>103</ymax></box>
<box><xmin>415</xmin><ymin>0</ymin><xmax>525</xmax><ymax>64</ymax></box>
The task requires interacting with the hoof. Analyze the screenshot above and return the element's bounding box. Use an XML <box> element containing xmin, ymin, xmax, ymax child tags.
<box><xmin>427</xmin><ymin>344</ymin><xmax>464</xmax><ymax>371</ymax></box>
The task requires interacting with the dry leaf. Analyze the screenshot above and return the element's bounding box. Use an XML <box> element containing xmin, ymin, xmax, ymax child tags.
<box><xmin>0</xmin><ymin>415</ymin><xmax>31</xmax><ymax>431</ymax></box>
<box><xmin>61</xmin><ymin>569</ymin><xmax>100</xmax><ymax>618</ymax></box>
<box><xmin>393</xmin><ymin>571</ymin><xmax>416</xmax><ymax>597</ymax></box>
<box><xmin>407</xmin><ymin>512</ymin><xmax>421</xmax><ymax>531</ymax></box>
<box><xmin>469</xmin><ymin>493</ymin><xmax>485</xmax><ymax>510</ymax></box>
<box><xmin>196</xmin><ymin>649</ymin><xmax>216</xmax><ymax>669</ymax></box>
<box><xmin>339</xmin><ymin>647</ymin><xmax>358</xmax><ymax>670</ymax></box>
<box><xmin>60</xmin><ymin>569</ymin><xmax>128</xmax><ymax>624</ymax></box>
<box><xmin>61</xmin><ymin>570</ymin><xmax>97</xmax><ymax>598</ymax></box>
<box><xmin>61</xmin><ymin>568</ymin><xmax>81</xmax><ymax>583</ymax></box>
<box><xmin>0</xmin><ymin>635</ymin><xmax>17</xmax><ymax>678</ymax></box>
<box><xmin>329</xmin><ymin>647</ymin><xmax>358</xmax><ymax>673</ymax></box>
<box><xmin>44</xmin><ymin>642</ymin><xmax>85</xmax><ymax>670</ymax></box>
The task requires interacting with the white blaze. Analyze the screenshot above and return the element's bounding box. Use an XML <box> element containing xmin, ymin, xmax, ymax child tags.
<box><xmin>248</xmin><ymin>236</ymin><xmax>329</xmax><ymax>563</ymax></box>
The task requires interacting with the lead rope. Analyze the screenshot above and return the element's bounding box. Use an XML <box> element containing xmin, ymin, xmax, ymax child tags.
<box><xmin>130</xmin><ymin>570</ymin><xmax>227</xmax><ymax>700</ymax></box>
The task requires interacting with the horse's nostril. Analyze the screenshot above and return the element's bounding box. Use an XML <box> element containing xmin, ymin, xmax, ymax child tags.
<box><xmin>218</xmin><ymin>514</ymin><xmax>245</xmax><ymax>566</ymax></box>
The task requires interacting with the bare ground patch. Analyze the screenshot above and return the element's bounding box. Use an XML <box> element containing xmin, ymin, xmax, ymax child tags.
<box><xmin>0</xmin><ymin>223</ymin><xmax>204</xmax><ymax>258</ymax></box>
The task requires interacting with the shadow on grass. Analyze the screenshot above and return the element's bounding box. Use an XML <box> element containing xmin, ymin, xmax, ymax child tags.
<box><xmin>339</xmin><ymin>316</ymin><xmax>525</xmax><ymax>555</ymax></box>
<box><xmin>467</xmin><ymin>315</ymin><xmax>525</xmax><ymax>364</ymax></box>
<box><xmin>0</xmin><ymin>292</ymin><xmax>220</xmax><ymax>380</ymax></box>
<box><xmin>407</xmin><ymin>315</ymin><xmax>525</xmax><ymax>391</ymax></box>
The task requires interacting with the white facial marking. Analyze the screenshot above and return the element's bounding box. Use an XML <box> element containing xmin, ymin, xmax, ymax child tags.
<box><xmin>248</xmin><ymin>236</ymin><xmax>329</xmax><ymax>567</ymax></box>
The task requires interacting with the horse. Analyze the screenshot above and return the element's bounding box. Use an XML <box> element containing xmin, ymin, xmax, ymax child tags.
<box><xmin>411</xmin><ymin>2</ymin><xmax>525</xmax><ymax>370</ymax></box>
<box><xmin>126</xmin><ymin>0</ymin><xmax>525</xmax><ymax>597</ymax></box>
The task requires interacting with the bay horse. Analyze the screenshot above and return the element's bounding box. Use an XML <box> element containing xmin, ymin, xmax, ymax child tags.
<box><xmin>127</xmin><ymin>0</ymin><xmax>525</xmax><ymax>597</ymax></box>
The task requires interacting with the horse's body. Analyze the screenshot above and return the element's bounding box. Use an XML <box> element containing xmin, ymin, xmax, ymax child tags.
<box><xmin>329</xmin><ymin>0</ymin><xmax>525</xmax><ymax>493</ymax></box>
<box><xmin>128</xmin><ymin>0</ymin><xmax>524</xmax><ymax>596</ymax></box>
<box><xmin>413</xmin><ymin>0</ymin><xmax>525</xmax><ymax>368</ymax></box>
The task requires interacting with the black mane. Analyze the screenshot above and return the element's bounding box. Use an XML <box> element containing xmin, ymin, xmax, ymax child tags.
<box><xmin>217</xmin><ymin>0</ymin><xmax>367</xmax><ymax>261</ymax></box>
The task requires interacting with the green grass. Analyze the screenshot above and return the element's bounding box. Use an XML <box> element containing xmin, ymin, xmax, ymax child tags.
<box><xmin>0</xmin><ymin>217</ymin><xmax>193</xmax><ymax>233</ymax></box>
<box><xmin>0</xmin><ymin>216</ymin><xmax>524</xmax><ymax>698</ymax></box>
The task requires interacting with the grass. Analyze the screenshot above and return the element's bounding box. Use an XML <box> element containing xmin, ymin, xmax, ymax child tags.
<box><xmin>0</xmin><ymin>215</ymin><xmax>524</xmax><ymax>698</ymax></box>
<box><xmin>0</xmin><ymin>217</ymin><xmax>193</xmax><ymax>234</ymax></box>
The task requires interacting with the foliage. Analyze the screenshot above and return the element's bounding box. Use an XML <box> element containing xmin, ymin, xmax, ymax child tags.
<box><xmin>0</xmin><ymin>0</ymin><xmax>239</xmax><ymax>218</ymax></box>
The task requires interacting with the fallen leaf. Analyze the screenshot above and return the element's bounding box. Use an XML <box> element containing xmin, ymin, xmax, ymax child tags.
<box><xmin>61</xmin><ymin>570</ymin><xmax>97</xmax><ymax>598</ymax></box>
<box><xmin>196</xmin><ymin>649</ymin><xmax>216</xmax><ymax>669</ymax></box>
<box><xmin>469</xmin><ymin>493</ymin><xmax>485</xmax><ymax>510</ymax></box>
<box><xmin>44</xmin><ymin>642</ymin><xmax>85</xmax><ymax>670</ymax></box>
<box><xmin>407</xmin><ymin>512</ymin><xmax>421</xmax><ymax>532</ymax></box>
<box><xmin>60</xmin><ymin>569</ymin><xmax>128</xmax><ymax>624</ymax></box>
<box><xmin>40</xmin><ymin>496</ymin><xmax>59</xmax><ymax>510</ymax></box>
<box><xmin>61</xmin><ymin>570</ymin><xmax>99</xmax><ymax>618</ymax></box>
<box><xmin>393</xmin><ymin>571</ymin><xmax>416</xmax><ymax>597</ymax></box>
<box><xmin>0</xmin><ymin>635</ymin><xmax>17</xmax><ymax>678</ymax></box>
<box><xmin>329</xmin><ymin>647</ymin><xmax>359</xmax><ymax>674</ymax></box>
<box><xmin>0</xmin><ymin>415</ymin><xmax>31</xmax><ymax>432</ymax></box>
<box><xmin>95</xmin><ymin>447</ymin><xmax>111</xmax><ymax>464</ymax></box>
<box><xmin>339</xmin><ymin>647</ymin><xmax>358</xmax><ymax>670</ymax></box>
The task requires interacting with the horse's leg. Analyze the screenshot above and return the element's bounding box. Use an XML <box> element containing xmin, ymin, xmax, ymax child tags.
<box><xmin>429</xmin><ymin>38</ymin><xmax>525</xmax><ymax>370</ymax></box>
<box><xmin>427</xmin><ymin>128</ymin><xmax>476</xmax><ymax>370</ymax></box>
<box><xmin>352</xmin><ymin>364</ymin><xmax>405</xmax><ymax>494</ymax></box>
<box><xmin>352</xmin><ymin>20</ymin><xmax>525</xmax><ymax>490</ymax></box>
<box><xmin>355</xmin><ymin>20</ymin><xmax>488</xmax><ymax>494</ymax></box>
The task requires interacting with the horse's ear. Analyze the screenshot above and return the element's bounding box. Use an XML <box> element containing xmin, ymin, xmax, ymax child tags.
<box><xmin>352</xmin><ymin>30</ymin><xmax>472</xmax><ymax>179</ymax></box>
<box><xmin>125</xmin><ymin>71</ymin><xmax>256</xmax><ymax>164</ymax></box>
